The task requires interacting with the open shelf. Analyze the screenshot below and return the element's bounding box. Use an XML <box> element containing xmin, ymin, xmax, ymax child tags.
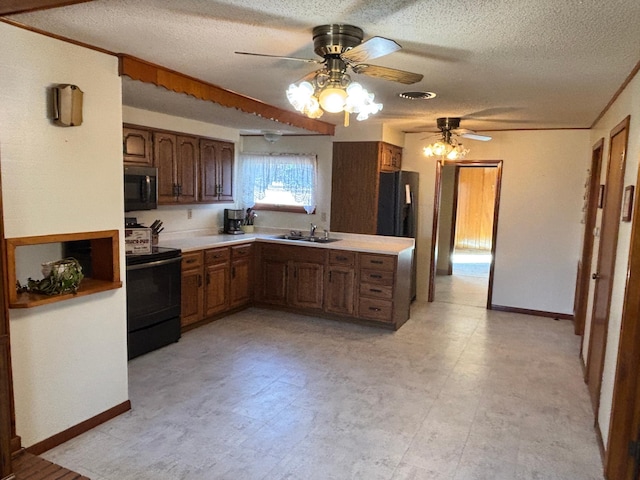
<box><xmin>5</xmin><ymin>230</ymin><xmax>122</xmax><ymax>309</ymax></box>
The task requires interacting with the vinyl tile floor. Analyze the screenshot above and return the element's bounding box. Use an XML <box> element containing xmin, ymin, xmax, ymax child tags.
<box><xmin>42</xmin><ymin>297</ymin><xmax>604</xmax><ymax>479</ymax></box>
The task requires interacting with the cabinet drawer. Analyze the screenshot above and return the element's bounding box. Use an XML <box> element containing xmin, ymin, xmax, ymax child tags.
<box><xmin>232</xmin><ymin>244</ymin><xmax>253</xmax><ymax>259</ymax></box>
<box><xmin>182</xmin><ymin>251</ymin><xmax>203</xmax><ymax>270</ymax></box>
<box><xmin>359</xmin><ymin>282</ymin><xmax>393</xmax><ymax>300</ymax></box>
<box><xmin>360</xmin><ymin>254</ymin><xmax>395</xmax><ymax>271</ymax></box>
<box><xmin>359</xmin><ymin>297</ymin><xmax>393</xmax><ymax>322</ymax></box>
<box><xmin>205</xmin><ymin>247</ymin><xmax>230</xmax><ymax>264</ymax></box>
<box><xmin>329</xmin><ymin>250</ymin><xmax>356</xmax><ymax>266</ymax></box>
<box><xmin>360</xmin><ymin>268</ymin><xmax>394</xmax><ymax>286</ymax></box>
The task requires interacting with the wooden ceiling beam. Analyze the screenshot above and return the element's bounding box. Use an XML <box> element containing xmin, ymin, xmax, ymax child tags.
<box><xmin>0</xmin><ymin>0</ymin><xmax>93</xmax><ymax>15</ymax></box>
<box><xmin>118</xmin><ymin>54</ymin><xmax>335</xmax><ymax>136</ymax></box>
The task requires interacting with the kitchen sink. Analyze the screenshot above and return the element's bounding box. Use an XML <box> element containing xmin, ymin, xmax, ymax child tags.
<box><xmin>272</xmin><ymin>234</ymin><xmax>340</xmax><ymax>244</ymax></box>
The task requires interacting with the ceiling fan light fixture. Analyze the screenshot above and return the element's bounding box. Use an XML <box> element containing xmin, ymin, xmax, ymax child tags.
<box><xmin>318</xmin><ymin>86</ymin><xmax>348</xmax><ymax>113</ymax></box>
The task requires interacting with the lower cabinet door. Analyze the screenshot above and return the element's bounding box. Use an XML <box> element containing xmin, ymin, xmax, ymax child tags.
<box><xmin>204</xmin><ymin>263</ymin><xmax>229</xmax><ymax>316</ymax></box>
<box><xmin>229</xmin><ymin>258</ymin><xmax>251</xmax><ymax>308</ymax></box>
<box><xmin>260</xmin><ymin>258</ymin><xmax>288</xmax><ymax>306</ymax></box>
<box><xmin>325</xmin><ymin>266</ymin><xmax>355</xmax><ymax>316</ymax></box>
<box><xmin>289</xmin><ymin>261</ymin><xmax>324</xmax><ymax>309</ymax></box>
<box><xmin>181</xmin><ymin>268</ymin><xmax>203</xmax><ymax>327</ymax></box>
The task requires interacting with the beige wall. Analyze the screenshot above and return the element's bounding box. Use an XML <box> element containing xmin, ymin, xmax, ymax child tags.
<box><xmin>585</xmin><ymin>71</ymin><xmax>640</xmax><ymax>446</ymax></box>
<box><xmin>0</xmin><ymin>23</ymin><xmax>128</xmax><ymax>446</ymax></box>
<box><xmin>403</xmin><ymin>129</ymin><xmax>590</xmax><ymax>313</ymax></box>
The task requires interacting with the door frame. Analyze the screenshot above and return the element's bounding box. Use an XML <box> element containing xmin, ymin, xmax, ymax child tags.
<box><xmin>428</xmin><ymin>159</ymin><xmax>503</xmax><ymax>308</ymax></box>
<box><xmin>605</xmin><ymin>142</ymin><xmax>640</xmax><ymax>479</ymax></box>
<box><xmin>575</xmin><ymin>138</ymin><xmax>605</xmax><ymax>336</ymax></box>
<box><xmin>585</xmin><ymin>116</ymin><xmax>630</xmax><ymax>419</ymax></box>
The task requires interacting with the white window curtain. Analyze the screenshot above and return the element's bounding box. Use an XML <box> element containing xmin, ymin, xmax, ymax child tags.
<box><xmin>240</xmin><ymin>153</ymin><xmax>317</xmax><ymax>214</ymax></box>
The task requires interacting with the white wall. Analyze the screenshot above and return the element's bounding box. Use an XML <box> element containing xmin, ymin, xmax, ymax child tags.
<box><xmin>403</xmin><ymin>130</ymin><xmax>589</xmax><ymax>313</ymax></box>
<box><xmin>240</xmin><ymin>135</ymin><xmax>334</xmax><ymax>232</ymax></box>
<box><xmin>585</xmin><ymin>71</ymin><xmax>640</xmax><ymax>446</ymax></box>
<box><xmin>0</xmin><ymin>23</ymin><xmax>128</xmax><ymax>446</ymax></box>
<box><xmin>123</xmin><ymin>106</ymin><xmax>241</xmax><ymax>235</ymax></box>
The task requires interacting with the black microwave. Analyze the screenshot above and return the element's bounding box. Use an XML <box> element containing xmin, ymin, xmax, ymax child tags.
<box><xmin>124</xmin><ymin>166</ymin><xmax>158</xmax><ymax>212</ymax></box>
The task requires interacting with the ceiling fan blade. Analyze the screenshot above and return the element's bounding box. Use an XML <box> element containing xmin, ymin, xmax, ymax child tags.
<box><xmin>454</xmin><ymin>128</ymin><xmax>492</xmax><ymax>141</ymax></box>
<box><xmin>351</xmin><ymin>64</ymin><xmax>423</xmax><ymax>84</ymax></box>
<box><xmin>340</xmin><ymin>36</ymin><xmax>401</xmax><ymax>63</ymax></box>
<box><xmin>235</xmin><ymin>51</ymin><xmax>323</xmax><ymax>64</ymax></box>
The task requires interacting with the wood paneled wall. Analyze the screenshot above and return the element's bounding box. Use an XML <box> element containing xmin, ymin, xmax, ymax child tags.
<box><xmin>454</xmin><ymin>167</ymin><xmax>498</xmax><ymax>251</ymax></box>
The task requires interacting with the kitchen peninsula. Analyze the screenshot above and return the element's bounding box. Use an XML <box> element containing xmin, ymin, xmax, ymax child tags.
<box><xmin>159</xmin><ymin>231</ymin><xmax>414</xmax><ymax>331</ymax></box>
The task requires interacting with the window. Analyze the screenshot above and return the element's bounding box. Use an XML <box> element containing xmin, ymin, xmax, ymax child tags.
<box><xmin>240</xmin><ymin>153</ymin><xmax>317</xmax><ymax>213</ymax></box>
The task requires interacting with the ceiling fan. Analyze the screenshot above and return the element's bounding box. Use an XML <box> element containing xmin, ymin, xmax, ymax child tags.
<box><xmin>431</xmin><ymin>117</ymin><xmax>492</xmax><ymax>143</ymax></box>
<box><xmin>235</xmin><ymin>24</ymin><xmax>424</xmax><ymax>86</ymax></box>
<box><xmin>423</xmin><ymin>118</ymin><xmax>491</xmax><ymax>160</ymax></box>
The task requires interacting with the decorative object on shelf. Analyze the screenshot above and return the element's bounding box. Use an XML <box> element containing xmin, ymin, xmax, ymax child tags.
<box><xmin>622</xmin><ymin>185</ymin><xmax>635</xmax><ymax>222</ymax></box>
<box><xmin>423</xmin><ymin>118</ymin><xmax>492</xmax><ymax>161</ymax></box>
<box><xmin>17</xmin><ymin>258</ymin><xmax>84</xmax><ymax>296</ymax></box>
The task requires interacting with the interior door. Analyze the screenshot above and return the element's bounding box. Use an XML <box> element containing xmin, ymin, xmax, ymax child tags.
<box><xmin>605</xmin><ymin>156</ymin><xmax>640</xmax><ymax>478</ymax></box>
<box><xmin>574</xmin><ymin>139</ymin><xmax>604</xmax><ymax>336</ymax></box>
<box><xmin>585</xmin><ymin>116</ymin><xmax>630</xmax><ymax>416</ymax></box>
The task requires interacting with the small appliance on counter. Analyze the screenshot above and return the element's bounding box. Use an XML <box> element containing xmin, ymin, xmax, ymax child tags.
<box><xmin>224</xmin><ymin>208</ymin><xmax>245</xmax><ymax>234</ymax></box>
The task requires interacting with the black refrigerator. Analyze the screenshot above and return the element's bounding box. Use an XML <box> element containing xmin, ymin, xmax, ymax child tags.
<box><xmin>377</xmin><ymin>170</ymin><xmax>419</xmax><ymax>299</ymax></box>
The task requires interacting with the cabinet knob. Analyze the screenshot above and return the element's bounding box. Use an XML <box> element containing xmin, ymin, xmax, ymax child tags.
<box><xmin>592</xmin><ymin>273</ymin><xmax>600</xmax><ymax>280</ymax></box>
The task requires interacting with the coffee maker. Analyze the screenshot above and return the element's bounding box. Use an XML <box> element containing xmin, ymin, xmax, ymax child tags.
<box><xmin>224</xmin><ymin>209</ymin><xmax>245</xmax><ymax>234</ymax></box>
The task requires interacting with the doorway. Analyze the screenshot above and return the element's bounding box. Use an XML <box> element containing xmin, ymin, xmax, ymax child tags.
<box><xmin>429</xmin><ymin>160</ymin><xmax>503</xmax><ymax>308</ymax></box>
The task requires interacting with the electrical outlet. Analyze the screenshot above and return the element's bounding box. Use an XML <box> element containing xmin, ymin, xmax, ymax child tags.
<box><xmin>187</xmin><ymin>209</ymin><xmax>192</xmax><ymax>219</ymax></box>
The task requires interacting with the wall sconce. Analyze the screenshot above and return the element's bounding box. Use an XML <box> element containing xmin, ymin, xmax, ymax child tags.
<box><xmin>52</xmin><ymin>84</ymin><xmax>83</xmax><ymax>126</ymax></box>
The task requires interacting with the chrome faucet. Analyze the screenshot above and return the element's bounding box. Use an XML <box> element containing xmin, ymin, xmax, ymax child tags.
<box><xmin>309</xmin><ymin>223</ymin><xmax>317</xmax><ymax>237</ymax></box>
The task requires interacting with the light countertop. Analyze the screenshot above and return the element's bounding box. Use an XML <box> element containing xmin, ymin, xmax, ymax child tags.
<box><xmin>158</xmin><ymin>229</ymin><xmax>414</xmax><ymax>255</ymax></box>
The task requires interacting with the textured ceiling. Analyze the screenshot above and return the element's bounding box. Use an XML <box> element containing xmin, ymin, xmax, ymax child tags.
<box><xmin>7</xmin><ymin>0</ymin><xmax>640</xmax><ymax>135</ymax></box>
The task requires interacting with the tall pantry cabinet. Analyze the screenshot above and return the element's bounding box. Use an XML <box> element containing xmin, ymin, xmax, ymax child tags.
<box><xmin>330</xmin><ymin>141</ymin><xmax>403</xmax><ymax>234</ymax></box>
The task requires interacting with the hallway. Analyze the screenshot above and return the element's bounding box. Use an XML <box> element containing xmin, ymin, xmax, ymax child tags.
<box><xmin>434</xmin><ymin>249</ymin><xmax>492</xmax><ymax>308</ymax></box>
<box><xmin>37</xmin><ymin>298</ymin><xmax>603</xmax><ymax>479</ymax></box>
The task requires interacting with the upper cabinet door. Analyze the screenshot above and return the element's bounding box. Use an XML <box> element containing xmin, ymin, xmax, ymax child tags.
<box><xmin>153</xmin><ymin>132</ymin><xmax>178</xmax><ymax>204</ymax></box>
<box><xmin>199</xmin><ymin>139</ymin><xmax>234</xmax><ymax>203</ymax></box>
<box><xmin>123</xmin><ymin>126</ymin><xmax>152</xmax><ymax>166</ymax></box>
<box><xmin>176</xmin><ymin>136</ymin><xmax>199</xmax><ymax>204</ymax></box>
<box><xmin>217</xmin><ymin>142</ymin><xmax>234</xmax><ymax>202</ymax></box>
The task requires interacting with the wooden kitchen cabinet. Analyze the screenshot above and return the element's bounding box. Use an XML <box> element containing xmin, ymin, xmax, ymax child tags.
<box><xmin>154</xmin><ymin>132</ymin><xmax>198</xmax><ymax>204</ymax></box>
<box><xmin>124</xmin><ymin>124</ymin><xmax>234</xmax><ymax>205</ymax></box>
<box><xmin>324</xmin><ymin>250</ymin><xmax>356</xmax><ymax>316</ymax></box>
<box><xmin>289</xmin><ymin>261</ymin><xmax>324</xmax><ymax>310</ymax></box>
<box><xmin>256</xmin><ymin>243</ymin><xmax>289</xmax><ymax>306</ymax></box>
<box><xmin>330</xmin><ymin>141</ymin><xmax>403</xmax><ymax>234</ymax></box>
<box><xmin>123</xmin><ymin>125</ymin><xmax>152</xmax><ymax>166</ymax></box>
<box><xmin>200</xmin><ymin>139</ymin><xmax>234</xmax><ymax>202</ymax></box>
<box><xmin>255</xmin><ymin>243</ymin><xmax>325</xmax><ymax>310</ymax></box>
<box><xmin>357</xmin><ymin>253</ymin><xmax>396</xmax><ymax>323</ymax></box>
<box><xmin>204</xmin><ymin>247</ymin><xmax>230</xmax><ymax>317</ymax></box>
<box><xmin>380</xmin><ymin>142</ymin><xmax>402</xmax><ymax>172</ymax></box>
<box><xmin>181</xmin><ymin>251</ymin><xmax>204</xmax><ymax>327</ymax></box>
<box><xmin>229</xmin><ymin>244</ymin><xmax>253</xmax><ymax>309</ymax></box>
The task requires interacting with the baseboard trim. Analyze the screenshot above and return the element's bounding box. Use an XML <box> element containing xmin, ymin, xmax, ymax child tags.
<box><xmin>26</xmin><ymin>400</ymin><xmax>131</xmax><ymax>456</ymax></box>
<box><xmin>490</xmin><ymin>304</ymin><xmax>574</xmax><ymax>321</ymax></box>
